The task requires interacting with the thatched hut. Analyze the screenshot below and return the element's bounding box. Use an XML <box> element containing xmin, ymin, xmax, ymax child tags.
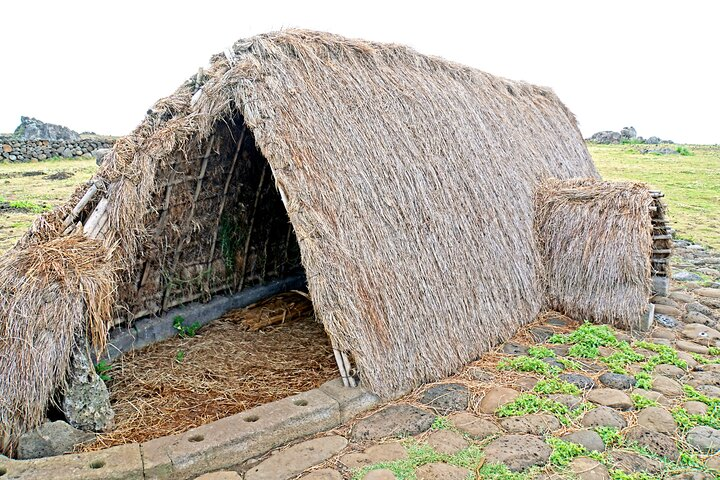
<box><xmin>0</xmin><ymin>29</ymin><xmax>666</xmax><ymax>455</ymax></box>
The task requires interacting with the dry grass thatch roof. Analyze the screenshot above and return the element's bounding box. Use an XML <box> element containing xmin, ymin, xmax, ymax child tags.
<box><xmin>0</xmin><ymin>29</ymin><xmax>627</xmax><ymax>454</ymax></box>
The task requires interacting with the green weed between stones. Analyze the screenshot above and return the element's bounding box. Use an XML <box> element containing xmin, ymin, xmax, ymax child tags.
<box><xmin>94</xmin><ymin>360</ymin><xmax>112</xmax><ymax>382</ymax></box>
<box><xmin>633</xmin><ymin>372</ymin><xmax>652</xmax><ymax>390</ymax></box>
<box><xmin>601</xmin><ymin>342</ymin><xmax>645</xmax><ymax>374</ymax></box>
<box><xmin>495</xmin><ymin>393</ymin><xmax>592</xmax><ymax>426</ymax></box>
<box><xmin>430</xmin><ymin>416</ymin><xmax>452</xmax><ymax>431</ymax></box>
<box><xmin>546</xmin><ymin>438</ymin><xmax>590</xmax><ymax>466</ymax></box>
<box><xmin>533</xmin><ymin>378</ymin><xmax>581</xmax><ymax>395</ymax></box>
<box><xmin>549</xmin><ymin>323</ymin><xmax>620</xmax><ymax>349</ymax></box>
<box><xmin>526</xmin><ymin>346</ymin><xmax>556</xmax><ymax>359</ymax></box>
<box><xmin>595</xmin><ymin>427</ymin><xmax>625</xmax><ymax>448</ymax></box>
<box><xmin>630</xmin><ymin>394</ymin><xmax>659</xmax><ymax>409</ymax></box>
<box><xmin>691</xmin><ymin>353</ymin><xmax>720</xmax><ymax>365</ymax></box>
<box><xmin>635</xmin><ymin>341</ymin><xmax>688</xmax><ymax>371</ymax></box>
<box><xmin>556</xmin><ymin>357</ymin><xmax>582</xmax><ymax>370</ymax></box>
<box><xmin>350</xmin><ymin>440</ymin><xmax>536</xmax><ymax>480</ymax></box>
<box><xmin>708</xmin><ymin>346</ymin><xmax>720</xmax><ymax>356</ymax></box>
<box><xmin>609</xmin><ymin>470</ymin><xmax>660</xmax><ymax>480</ymax></box>
<box><xmin>497</xmin><ymin>356</ymin><xmax>559</xmax><ymax>376</ymax></box>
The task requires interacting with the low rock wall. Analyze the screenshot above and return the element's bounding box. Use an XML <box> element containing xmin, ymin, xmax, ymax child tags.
<box><xmin>0</xmin><ymin>137</ymin><xmax>114</xmax><ymax>162</ymax></box>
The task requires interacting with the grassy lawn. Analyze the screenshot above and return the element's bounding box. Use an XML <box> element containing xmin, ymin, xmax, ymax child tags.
<box><xmin>0</xmin><ymin>157</ymin><xmax>97</xmax><ymax>252</ymax></box>
<box><xmin>591</xmin><ymin>143</ymin><xmax>720</xmax><ymax>250</ymax></box>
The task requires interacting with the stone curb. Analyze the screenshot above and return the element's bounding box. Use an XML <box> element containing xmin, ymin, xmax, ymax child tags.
<box><xmin>0</xmin><ymin>380</ymin><xmax>380</xmax><ymax>480</ymax></box>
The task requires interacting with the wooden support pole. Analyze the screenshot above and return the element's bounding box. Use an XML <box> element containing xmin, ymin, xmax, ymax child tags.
<box><xmin>161</xmin><ymin>136</ymin><xmax>215</xmax><ymax>311</ymax></box>
<box><xmin>62</xmin><ymin>183</ymin><xmax>99</xmax><ymax>233</ymax></box>
<box><xmin>238</xmin><ymin>164</ymin><xmax>268</xmax><ymax>291</ymax></box>
<box><xmin>206</xmin><ymin>127</ymin><xmax>246</xmax><ymax>276</ymax></box>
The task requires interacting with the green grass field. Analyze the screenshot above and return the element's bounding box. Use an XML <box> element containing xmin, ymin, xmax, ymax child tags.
<box><xmin>591</xmin><ymin>143</ymin><xmax>720</xmax><ymax>250</ymax></box>
<box><xmin>0</xmin><ymin>156</ymin><xmax>97</xmax><ymax>252</ymax></box>
<box><xmin>0</xmin><ymin>143</ymin><xmax>717</xmax><ymax>253</ymax></box>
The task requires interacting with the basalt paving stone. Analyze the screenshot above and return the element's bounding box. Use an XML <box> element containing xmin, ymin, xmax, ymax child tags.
<box><xmin>447</xmin><ymin>412</ymin><xmax>501</xmax><ymax>440</ymax></box>
<box><xmin>415</xmin><ymin>462</ymin><xmax>470</xmax><ymax>480</ymax></box>
<box><xmin>419</xmin><ymin>383</ymin><xmax>468</xmax><ymax>415</ymax></box>
<box><xmin>340</xmin><ymin>442</ymin><xmax>407</xmax><ymax>469</ymax></box>
<box><xmin>244</xmin><ymin>435</ymin><xmax>348</xmax><ymax>480</ymax></box>
<box><xmin>351</xmin><ymin>405</ymin><xmax>435</xmax><ymax>442</ymax></box>
<box><xmin>483</xmin><ymin>435</ymin><xmax>551</xmax><ymax>472</ymax></box>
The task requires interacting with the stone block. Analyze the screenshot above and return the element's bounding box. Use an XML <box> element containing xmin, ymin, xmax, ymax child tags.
<box><xmin>319</xmin><ymin>379</ymin><xmax>381</xmax><ymax>422</ymax></box>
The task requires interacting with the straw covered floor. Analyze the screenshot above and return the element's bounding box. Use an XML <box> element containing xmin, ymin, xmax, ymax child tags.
<box><xmin>81</xmin><ymin>292</ymin><xmax>336</xmax><ymax>451</ymax></box>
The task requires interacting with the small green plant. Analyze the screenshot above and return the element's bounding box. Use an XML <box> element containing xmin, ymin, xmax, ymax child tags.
<box><xmin>631</xmin><ymin>393</ymin><xmax>659</xmax><ymax>409</ymax></box>
<box><xmin>94</xmin><ymin>360</ymin><xmax>112</xmax><ymax>382</ymax></box>
<box><xmin>175</xmin><ymin>350</ymin><xmax>186</xmax><ymax>363</ymax></box>
<box><xmin>676</xmin><ymin>146</ymin><xmax>693</xmax><ymax>156</ymax></box>
<box><xmin>595</xmin><ymin>426</ymin><xmax>625</xmax><ymax>448</ymax></box>
<box><xmin>172</xmin><ymin>315</ymin><xmax>201</xmax><ymax>338</ymax></box>
<box><xmin>634</xmin><ymin>372</ymin><xmax>652</xmax><ymax>390</ymax></box>
<box><xmin>533</xmin><ymin>378</ymin><xmax>581</xmax><ymax>395</ymax></box>
<box><xmin>636</xmin><ymin>341</ymin><xmax>687</xmax><ymax>372</ymax></box>
<box><xmin>549</xmin><ymin>323</ymin><xmax>619</xmax><ymax>348</ymax></box>
<box><xmin>495</xmin><ymin>394</ymin><xmax>581</xmax><ymax>425</ymax></box>
<box><xmin>0</xmin><ymin>196</ymin><xmax>48</xmax><ymax>213</ymax></box>
<box><xmin>527</xmin><ymin>346</ymin><xmax>556</xmax><ymax>359</ymax></box>
<box><xmin>430</xmin><ymin>416</ymin><xmax>451</xmax><ymax>431</ymax></box>
<box><xmin>546</xmin><ymin>437</ymin><xmax>587</xmax><ymax>466</ymax></box>
<box><xmin>568</xmin><ymin>343</ymin><xmax>599</xmax><ymax>358</ymax></box>
<box><xmin>609</xmin><ymin>470</ymin><xmax>659</xmax><ymax>480</ymax></box>
<box><xmin>708</xmin><ymin>346</ymin><xmax>720</xmax><ymax>356</ymax></box>
<box><xmin>497</xmin><ymin>356</ymin><xmax>559</xmax><ymax>376</ymax></box>
<box><xmin>556</xmin><ymin>357</ymin><xmax>582</xmax><ymax>370</ymax></box>
<box><xmin>601</xmin><ymin>342</ymin><xmax>645</xmax><ymax>374</ymax></box>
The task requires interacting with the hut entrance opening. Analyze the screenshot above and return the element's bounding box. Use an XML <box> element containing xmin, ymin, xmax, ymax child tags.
<box><xmin>90</xmin><ymin>116</ymin><xmax>341</xmax><ymax>449</ymax></box>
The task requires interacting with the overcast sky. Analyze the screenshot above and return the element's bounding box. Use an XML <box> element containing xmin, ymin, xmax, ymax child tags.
<box><xmin>1</xmin><ymin>1</ymin><xmax>717</xmax><ymax>144</ymax></box>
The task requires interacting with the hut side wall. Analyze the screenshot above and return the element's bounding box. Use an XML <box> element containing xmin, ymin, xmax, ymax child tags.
<box><xmin>117</xmin><ymin>116</ymin><xmax>303</xmax><ymax>322</ymax></box>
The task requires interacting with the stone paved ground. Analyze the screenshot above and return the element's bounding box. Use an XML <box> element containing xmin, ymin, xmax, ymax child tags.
<box><xmin>201</xmin><ymin>240</ymin><xmax>720</xmax><ymax>479</ymax></box>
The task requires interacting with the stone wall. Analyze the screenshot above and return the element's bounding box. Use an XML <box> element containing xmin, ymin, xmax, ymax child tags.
<box><xmin>0</xmin><ymin>136</ymin><xmax>114</xmax><ymax>162</ymax></box>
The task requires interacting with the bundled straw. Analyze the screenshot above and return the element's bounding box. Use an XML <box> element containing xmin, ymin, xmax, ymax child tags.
<box><xmin>0</xmin><ymin>234</ymin><xmax>116</xmax><ymax>456</ymax></box>
<box><xmin>535</xmin><ymin>178</ymin><xmax>653</xmax><ymax>329</ymax></box>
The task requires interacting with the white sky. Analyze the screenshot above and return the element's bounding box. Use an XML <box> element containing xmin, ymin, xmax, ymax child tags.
<box><xmin>1</xmin><ymin>1</ymin><xmax>718</xmax><ymax>144</ymax></box>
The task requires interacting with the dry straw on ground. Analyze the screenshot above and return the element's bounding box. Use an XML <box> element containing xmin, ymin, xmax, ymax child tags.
<box><xmin>82</xmin><ymin>293</ymin><xmax>335</xmax><ymax>450</ymax></box>
<box><xmin>0</xmin><ymin>29</ymin><xmax>657</xmax><ymax>454</ymax></box>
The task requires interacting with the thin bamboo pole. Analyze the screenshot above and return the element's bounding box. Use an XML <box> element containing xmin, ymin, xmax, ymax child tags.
<box><xmin>206</xmin><ymin>127</ymin><xmax>246</xmax><ymax>277</ymax></box>
<box><xmin>161</xmin><ymin>137</ymin><xmax>215</xmax><ymax>311</ymax></box>
<box><xmin>238</xmin><ymin>164</ymin><xmax>268</xmax><ymax>291</ymax></box>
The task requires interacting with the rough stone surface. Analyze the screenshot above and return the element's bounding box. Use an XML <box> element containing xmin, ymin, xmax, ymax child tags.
<box><xmin>340</xmin><ymin>442</ymin><xmax>407</xmax><ymax>469</ymax></box>
<box><xmin>667</xmin><ymin>473</ymin><xmax>716</xmax><ymax>480</ymax></box>
<box><xmin>683</xmin><ymin>401</ymin><xmax>709</xmax><ymax>415</ymax></box>
<box><xmin>685</xmin><ymin>311</ymin><xmax>716</xmax><ymax>327</ymax></box>
<box><xmin>654</xmin><ymin>364</ymin><xmax>686</xmax><ymax>379</ymax></box>
<box><xmin>300</xmin><ymin>469</ymin><xmax>343</xmax><ymax>480</ymax></box>
<box><xmin>483</xmin><ymin>435</ymin><xmax>552</xmax><ymax>472</ymax></box>
<box><xmin>548</xmin><ymin>394</ymin><xmax>583</xmax><ymax>410</ymax></box>
<box><xmin>559</xmin><ymin>373</ymin><xmax>595</xmax><ymax>390</ymax></box>
<box><xmin>499</xmin><ymin>414</ymin><xmax>561</xmax><ymax>435</ymax></box>
<box><xmin>502</xmin><ymin>342</ymin><xmax>528</xmax><ymax>355</ymax></box>
<box><xmin>15</xmin><ymin>116</ymin><xmax>80</xmax><ymax>141</ymax></box>
<box><xmin>651</xmin><ymin>375</ymin><xmax>685</xmax><ymax>396</ymax></box>
<box><xmin>447</xmin><ymin>412</ymin><xmax>500</xmax><ymax>439</ymax></box>
<box><xmin>580</xmin><ymin>406</ymin><xmax>627</xmax><ymax>429</ymax></box>
<box><xmin>696</xmin><ymin>287</ymin><xmax>720</xmax><ymax>299</ymax></box>
<box><xmin>598</xmin><ymin>372</ymin><xmax>636</xmax><ymax>390</ymax></box>
<box><xmin>363</xmin><ymin>469</ymin><xmax>396</xmax><ymax>480</ymax></box>
<box><xmin>245</xmin><ymin>435</ymin><xmax>348</xmax><ymax>480</ymax></box>
<box><xmin>561</xmin><ymin>430</ymin><xmax>605</xmax><ymax>452</ymax></box>
<box><xmin>515</xmin><ymin>376</ymin><xmax>539</xmax><ymax>391</ymax></box>
<box><xmin>478</xmin><ymin>387</ymin><xmax>520</xmax><ymax>414</ymax></box>
<box><xmin>682</xmin><ymin>324</ymin><xmax>720</xmax><ymax>341</ymax></box>
<box><xmin>195</xmin><ymin>472</ymin><xmax>243</xmax><ymax>480</ymax></box>
<box><xmin>17</xmin><ymin>420</ymin><xmax>95</xmax><ymax>459</ymax></box>
<box><xmin>466</xmin><ymin>367</ymin><xmax>494</xmax><ymax>382</ymax></box>
<box><xmin>351</xmin><ymin>405</ymin><xmax>434</xmax><ymax>441</ymax></box>
<box><xmin>674</xmin><ymin>271</ymin><xmax>703</xmax><ymax>282</ymax></box>
<box><xmin>586</xmin><ymin>388</ymin><xmax>633</xmax><ymax>410</ymax></box>
<box><xmin>609</xmin><ymin>451</ymin><xmax>664</xmax><ymax>475</ymax></box>
<box><xmin>636</xmin><ymin>406</ymin><xmax>678</xmax><ymax>434</ymax></box>
<box><xmin>686</xmin><ymin>426</ymin><xmax>720</xmax><ymax>453</ymax></box>
<box><xmin>415</xmin><ymin>463</ymin><xmax>470</xmax><ymax>480</ymax></box>
<box><xmin>670</xmin><ymin>291</ymin><xmax>695</xmax><ymax>303</ymax></box>
<box><xmin>426</xmin><ymin>430</ymin><xmax>469</xmax><ymax>455</ymax></box>
<box><xmin>568</xmin><ymin>457</ymin><xmax>610</xmax><ymax>480</ymax></box>
<box><xmin>631</xmin><ymin>389</ymin><xmax>671</xmax><ymax>406</ymax></box>
<box><xmin>696</xmin><ymin>384</ymin><xmax>720</xmax><ymax>398</ymax></box>
<box><xmin>419</xmin><ymin>383</ymin><xmax>468</xmax><ymax>414</ymax></box>
<box><xmin>625</xmin><ymin>426</ymin><xmax>679</xmax><ymax>461</ymax></box>
<box><xmin>62</xmin><ymin>343</ymin><xmax>115</xmax><ymax>432</ymax></box>
<box><xmin>653</xmin><ymin>304</ymin><xmax>684</xmax><ymax>317</ymax></box>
